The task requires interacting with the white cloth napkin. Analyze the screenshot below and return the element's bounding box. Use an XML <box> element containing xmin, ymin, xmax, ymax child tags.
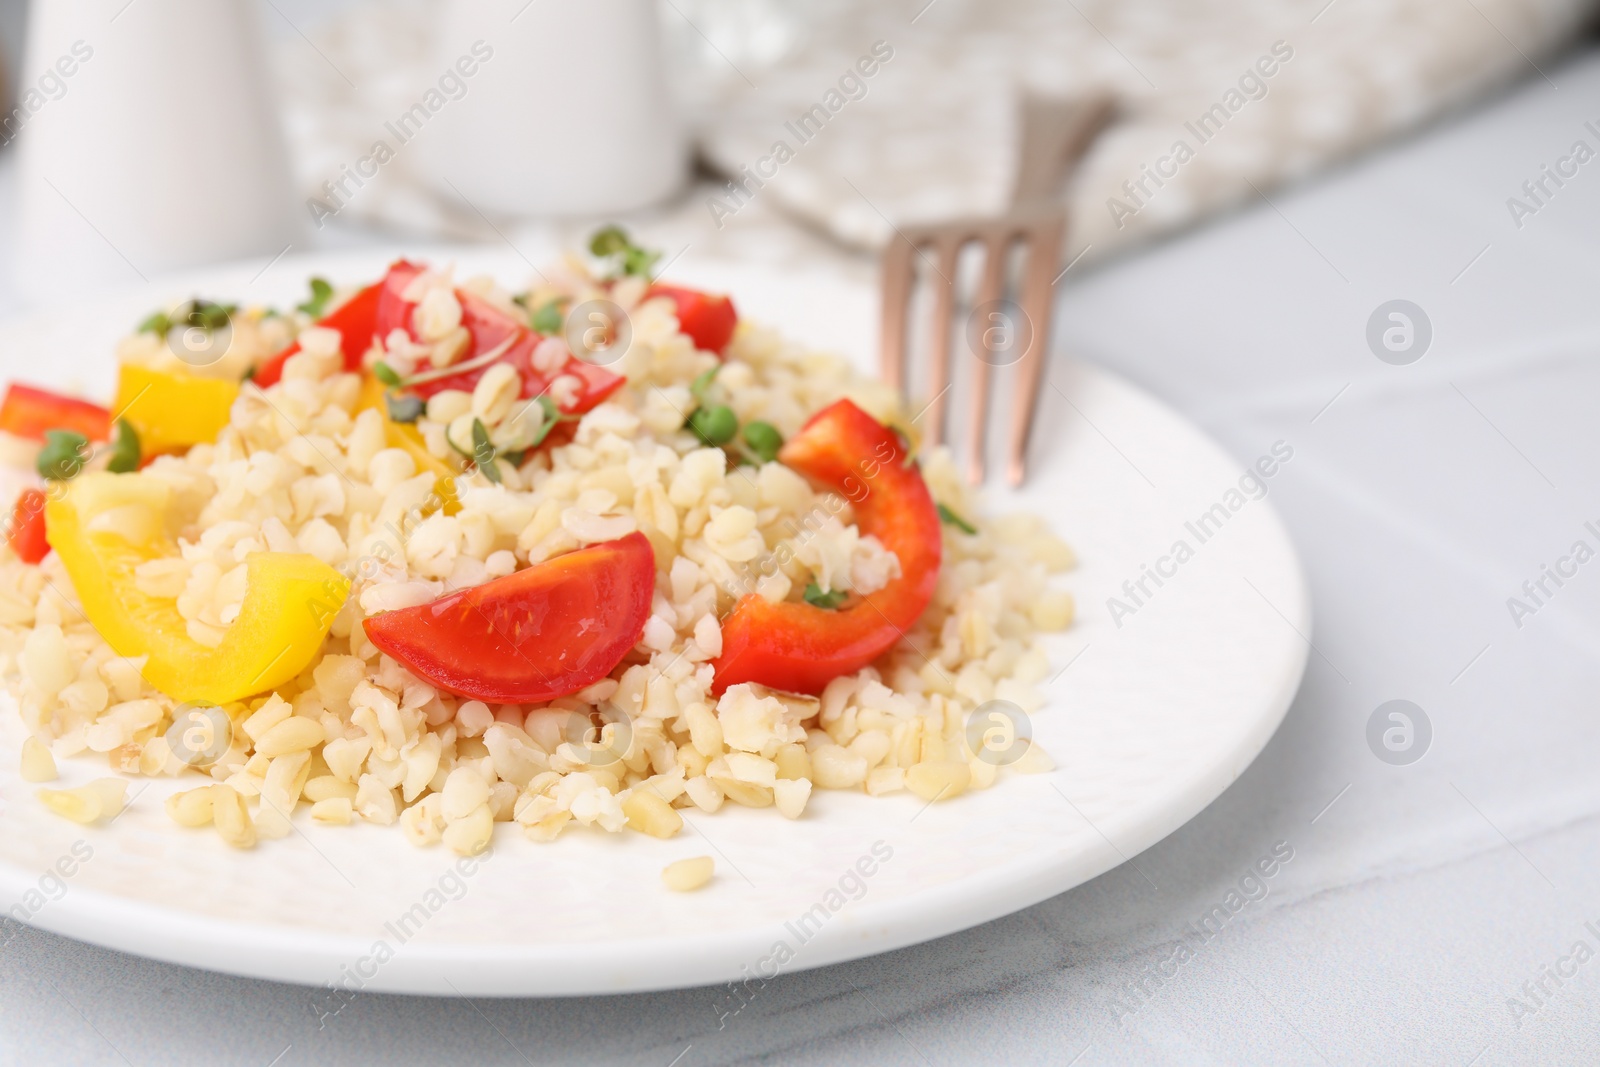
<box><xmin>276</xmin><ymin>0</ymin><xmax>1597</xmax><ymax>265</ymax></box>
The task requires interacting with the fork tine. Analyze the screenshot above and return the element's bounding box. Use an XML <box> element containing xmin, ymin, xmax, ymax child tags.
<box><xmin>878</xmin><ymin>232</ymin><xmax>916</xmax><ymax>395</ymax></box>
<box><xmin>919</xmin><ymin>236</ymin><xmax>962</xmax><ymax>448</ymax></box>
<box><xmin>965</xmin><ymin>228</ymin><xmax>1009</xmax><ymax>485</ymax></box>
<box><xmin>1007</xmin><ymin>214</ymin><xmax>1066</xmax><ymax>485</ymax></box>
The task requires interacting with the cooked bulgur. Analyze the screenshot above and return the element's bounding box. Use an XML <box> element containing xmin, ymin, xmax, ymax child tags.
<box><xmin>0</xmin><ymin>256</ymin><xmax>1075</xmax><ymax>855</ymax></box>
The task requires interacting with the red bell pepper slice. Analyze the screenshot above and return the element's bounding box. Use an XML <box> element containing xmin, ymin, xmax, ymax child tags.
<box><xmin>363</xmin><ymin>532</ymin><xmax>655</xmax><ymax>703</ymax></box>
<box><xmin>8</xmin><ymin>489</ymin><xmax>50</xmax><ymax>564</ymax></box>
<box><xmin>646</xmin><ymin>284</ymin><xmax>738</xmax><ymax>355</ymax></box>
<box><xmin>711</xmin><ymin>400</ymin><xmax>942</xmax><ymax>696</ymax></box>
<box><xmin>253</xmin><ymin>282</ymin><xmax>383</xmax><ymax>388</ymax></box>
<box><xmin>0</xmin><ymin>384</ymin><xmax>111</xmax><ymax>442</ymax></box>
<box><xmin>372</xmin><ymin>260</ymin><xmax>625</xmax><ymax>413</ymax></box>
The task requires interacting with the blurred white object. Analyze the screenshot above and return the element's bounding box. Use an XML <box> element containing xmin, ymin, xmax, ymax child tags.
<box><xmin>688</xmin><ymin>0</ymin><xmax>1599</xmax><ymax>262</ymax></box>
<box><xmin>414</xmin><ymin>0</ymin><xmax>686</xmax><ymax>217</ymax></box>
<box><xmin>14</xmin><ymin>0</ymin><xmax>299</xmax><ymax>299</ymax></box>
<box><xmin>276</xmin><ymin>0</ymin><xmax>1595</xmax><ymax>263</ymax></box>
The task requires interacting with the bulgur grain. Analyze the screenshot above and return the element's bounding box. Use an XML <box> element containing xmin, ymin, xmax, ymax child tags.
<box><xmin>662</xmin><ymin>855</ymin><xmax>715</xmax><ymax>892</ymax></box>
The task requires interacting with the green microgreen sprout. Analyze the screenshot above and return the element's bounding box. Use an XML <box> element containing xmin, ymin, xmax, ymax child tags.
<box><xmin>37</xmin><ymin>429</ymin><xmax>90</xmax><ymax>481</ymax></box>
<box><xmin>297</xmin><ymin>277</ymin><xmax>335</xmax><ymax>319</ymax></box>
<box><xmin>106</xmin><ymin>419</ymin><xmax>140</xmax><ymax>474</ymax></box>
<box><xmin>470</xmin><ymin>417</ymin><xmax>501</xmax><ymax>484</ymax></box>
<box><xmin>385</xmin><ymin>393</ymin><xmax>424</xmax><ymax>423</ymax></box>
<box><xmin>531</xmin><ymin>300</ymin><xmax>564</xmax><ymax>335</ymax></box>
<box><xmin>803</xmin><ymin>582</ymin><xmax>849</xmax><ymax>610</ymax></box>
<box><xmin>589</xmin><ymin>225</ymin><xmax>662</xmax><ymax>279</ymax></box>
<box><xmin>137</xmin><ymin>299</ymin><xmax>235</xmax><ymax>338</ymax></box>
<box><xmin>937</xmin><ymin>503</ymin><xmax>977</xmax><ymax>535</ymax></box>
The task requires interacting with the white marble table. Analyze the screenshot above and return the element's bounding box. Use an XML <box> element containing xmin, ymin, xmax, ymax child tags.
<box><xmin>3</xmin><ymin>39</ymin><xmax>1600</xmax><ymax>1067</ymax></box>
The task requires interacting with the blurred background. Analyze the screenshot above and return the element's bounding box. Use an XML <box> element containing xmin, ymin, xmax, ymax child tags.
<box><xmin>3</xmin><ymin>0</ymin><xmax>1596</xmax><ymax>301</ymax></box>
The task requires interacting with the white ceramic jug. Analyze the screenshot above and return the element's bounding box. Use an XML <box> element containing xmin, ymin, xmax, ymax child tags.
<box><xmin>13</xmin><ymin>0</ymin><xmax>300</xmax><ymax>300</ymax></box>
<box><xmin>414</xmin><ymin>0</ymin><xmax>688</xmax><ymax>218</ymax></box>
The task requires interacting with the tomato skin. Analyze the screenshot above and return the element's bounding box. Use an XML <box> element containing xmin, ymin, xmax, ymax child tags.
<box><xmin>373</xmin><ymin>261</ymin><xmax>626</xmax><ymax>413</ymax></box>
<box><xmin>647</xmin><ymin>285</ymin><xmax>738</xmax><ymax>355</ymax></box>
<box><xmin>254</xmin><ymin>282</ymin><xmax>383</xmax><ymax>387</ymax></box>
<box><xmin>8</xmin><ymin>489</ymin><xmax>50</xmax><ymax>564</ymax></box>
<box><xmin>363</xmin><ymin>532</ymin><xmax>656</xmax><ymax>703</ymax></box>
<box><xmin>373</xmin><ymin>258</ymin><xmax>427</xmax><ymax>340</ymax></box>
<box><xmin>711</xmin><ymin>400</ymin><xmax>942</xmax><ymax>696</ymax></box>
<box><xmin>0</xmin><ymin>384</ymin><xmax>111</xmax><ymax>442</ymax></box>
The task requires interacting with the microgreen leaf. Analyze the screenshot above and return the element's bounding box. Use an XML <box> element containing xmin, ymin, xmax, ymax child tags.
<box><xmin>589</xmin><ymin>226</ymin><xmax>630</xmax><ymax>258</ymax></box>
<box><xmin>531</xmin><ymin>300</ymin><xmax>563</xmax><ymax>335</ymax></box>
<box><xmin>689</xmin><ymin>365</ymin><xmax>720</xmax><ymax>404</ymax></box>
<box><xmin>137</xmin><ymin>310</ymin><xmax>172</xmax><ymax>336</ymax></box>
<box><xmin>385</xmin><ymin>393</ymin><xmax>424</xmax><ymax>423</ymax></box>
<box><xmin>523</xmin><ymin>394</ymin><xmax>568</xmax><ymax>450</ymax></box>
<box><xmin>372</xmin><ymin>361</ymin><xmax>403</xmax><ymax>387</ymax></box>
<box><xmin>106</xmin><ymin>419</ymin><xmax>140</xmax><ymax>474</ymax></box>
<box><xmin>297</xmin><ymin>277</ymin><xmax>335</xmax><ymax>319</ymax></box>
<box><xmin>803</xmin><ymin>583</ymin><xmax>849</xmax><ymax>610</ymax></box>
<box><xmin>937</xmin><ymin>503</ymin><xmax>977</xmax><ymax>535</ymax></box>
<box><xmin>470</xmin><ymin>417</ymin><xmax>501</xmax><ymax>484</ymax></box>
<box><xmin>137</xmin><ymin>299</ymin><xmax>234</xmax><ymax>338</ymax></box>
<box><xmin>588</xmin><ymin>225</ymin><xmax>661</xmax><ymax>279</ymax></box>
<box><xmin>189</xmin><ymin>300</ymin><xmax>234</xmax><ymax>332</ymax></box>
<box><xmin>37</xmin><ymin>429</ymin><xmax>90</xmax><ymax>481</ymax></box>
<box><xmin>622</xmin><ymin>245</ymin><xmax>661</xmax><ymax>278</ymax></box>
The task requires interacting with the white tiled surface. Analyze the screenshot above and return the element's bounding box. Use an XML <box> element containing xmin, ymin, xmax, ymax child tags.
<box><xmin>1</xmin><ymin>39</ymin><xmax>1599</xmax><ymax>1067</ymax></box>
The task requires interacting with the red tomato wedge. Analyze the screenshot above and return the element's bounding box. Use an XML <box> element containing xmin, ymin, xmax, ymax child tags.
<box><xmin>372</xmin><ymin>258</ymin><xmax>427</xmax><ymax>341</ymax></box>
<box><xmin>363</xmin><ymin>532</ymin><xmax>656</xmax><ymax>703</ymax></box>
<box><xmin>254</xmin><ymin>282</ymin><xmax>383</xmax><ymax>388</ymax></box>
<box><xmin>0</xmin><ymin>384</ymin><xmax>111</xmax><ymax>442</ymax></box>
<box><xmin>373</xmin><ymin>260</ymin><xmax>626</xmax><ymax>412</ymax></box>
<box><xmin>711</xmin><ymin>400</ymin><xmax>942</xmax><ymax>696</ymax></box>
<box><xmin>646</xmin><ymin>284</ymin><xmax>738</xmax><ymax>355</ymax></box>
<box><xmin>8</xmin><ymin>489</ymin><xmax>50</xmax><ymax>564</ymax></box>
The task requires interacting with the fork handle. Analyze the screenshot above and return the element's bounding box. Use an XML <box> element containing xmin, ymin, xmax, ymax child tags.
<box><xmin>1011</xmin><ymin>93</ymin><xmax>1116</xmax><ymax>208</ymax></box>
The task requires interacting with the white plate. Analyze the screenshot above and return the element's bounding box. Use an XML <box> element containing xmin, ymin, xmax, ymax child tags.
<box><xmin>0</xmin><ymin>247</ymin><xmax>1308</xmax><ymax>996</ymax></box>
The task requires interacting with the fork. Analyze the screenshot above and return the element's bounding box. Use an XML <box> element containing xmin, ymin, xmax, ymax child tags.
<box><xmin>879</xmin><ymin>93</ymin><xmax>1114</xmax><ymax>485</ymax></box>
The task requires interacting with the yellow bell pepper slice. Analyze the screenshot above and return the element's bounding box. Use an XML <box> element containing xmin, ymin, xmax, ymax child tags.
<box><xmin>115</xmin><ymin>363</ymin><xmax>239</xmax><ymax>455</ymax></box>
<box><xmin>45</xmin><ymin>472</ymin><xmax>349</xmax><ymax>704</ymax></box>
<box><xmin>355</xmin><ymin>375</ymin><xmax>455</xmax><ymax>478</ymax></box>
